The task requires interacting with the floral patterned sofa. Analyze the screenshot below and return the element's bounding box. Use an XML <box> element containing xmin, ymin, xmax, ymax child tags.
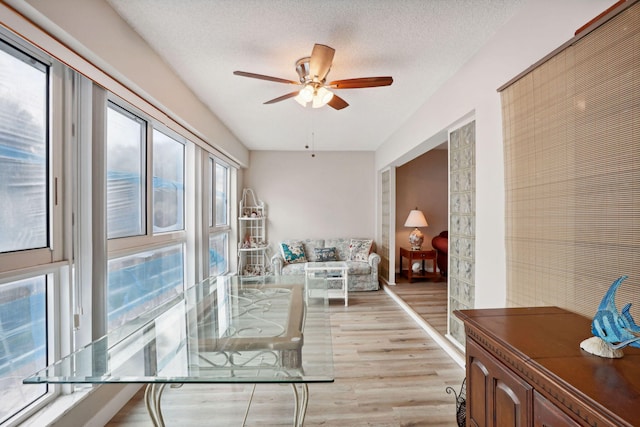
<box><xmin>270</xmin><ymin>238</ymin><xmax>380</xmax><ymax>291</ymax></box>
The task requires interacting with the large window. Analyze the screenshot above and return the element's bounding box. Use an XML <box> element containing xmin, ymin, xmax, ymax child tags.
<box><xmin>209</xmin><ymin>233</ymin><xmax>228</xmax><ymax>276</ymax></box>
<box><xmin>153</xmin><ymin>129</ymin><xmax>184</xmax><ymax>233</ymax></box>
<box><xmin>0</xmin><ymin>21</ymin><xmax>238</xmax><ymax>424</ymax></box>
<box><xmin>106</xmin><ymin>104</ymin><xmax>146</xmax><ymax>239</ymax></box>
<box><xmin>0</xmin><ymin>38</ymin><xmax>55</xmax><ymax>424</ymax></box>
<box><xmin>0</xmin><ymin>40</ymin><xmax>48</xmax><ymax>253</ymax></box>
<box><xmin>107</xmin><ymin>244</ymin><xmax>184</xmax><ymax>330</ymax></box>
<box><xmin>208</xmin><ymin>157</ymin><xmax>230</xmax><ymax>276</ymax></box>
<box><xmin>0</xmin><ymin>276</ymin><xmax>47</xmax><ymax>424</ymax></box>
<box><xmin>215</xmin><ymin>161</ymin><xmax>228</xmax><ymax>227</ymax></box>
<box><xmin>208</xmin><ymin>158</ymin><xmax>230</xmax><ymax>276</ymax></box>
<box><xmin>105</xmin><ymin>103</ymin><xmax>188</xmax><ymax>333</ymax></box>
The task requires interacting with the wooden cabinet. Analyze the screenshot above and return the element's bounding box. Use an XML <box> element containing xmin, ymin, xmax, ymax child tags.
<box><xmin>467</xmin><ymin>339</ymin><xmax>531</xmax><ymax>427</ymax></box>
<box><xmin>455</xmin><ymin>307</ymin><xmax>640</xmax><ymax>427</ymax></box>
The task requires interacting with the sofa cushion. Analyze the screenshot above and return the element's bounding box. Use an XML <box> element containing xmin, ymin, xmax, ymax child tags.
<box><xmin>314</xmin><ymin>247</ymin><xmax>337</xmax><ymax>262</ymax></box>
<box><xmin>349</xmin><ymin>239</ymin><xmax>373</xmax><ymax>262</ymax></box>
<box><xmin>280</xmin><ymin>241</ymin><xmax>307</xmax><ymax>264</ymax></box>
<box><xmin>324</xmin><ymin>238</ymin><xmax>351</xmax><ymax>261</ymax></box>
<box><xmin>280</xmin><ymin>239</ymin><xmax>325</xmax><ymax>262</ymax></box>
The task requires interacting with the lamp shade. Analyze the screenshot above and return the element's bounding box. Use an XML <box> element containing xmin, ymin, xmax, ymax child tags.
<box><xmin>404</xmin><ymin>209</ymin><xmax>428</xmax><ymax>228</ymax></box>
<box><xmin>404</xmin><ymin>209</ymin><xmax>428</xmax><ymax>250</ymax></box>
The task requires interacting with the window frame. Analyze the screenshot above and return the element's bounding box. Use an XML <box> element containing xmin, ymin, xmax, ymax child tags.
<box><xmin>213</xmin><ymin>158</ymin><xmax>230</xmax><ymax>229</ymax></box>
<box><xmin>105</xmin><ymin>102</ymin><xmax>147</xmax><ymax>240</ymax></box>
<box><xmin>152</xmin><ymin>127</ymin><xmax>186</xmax><ymax>234</ymax></box>
<box><xmin>106</xmin><ymin>99</ymin><xmax>187</xmax><ymax>255</ymax></box>
<box><xmin>0</xmin><ymin>30</ymin><xmax>70</xmax><ymax>423</ymax></box>
<box><xmin>0</xmin><ymin>37</ymin><xmax>61</xmax><ymax>269</ymax></box>
<box><xmin>204</xmin><ymin>155</ymin><xmax>232</xmax><ymax>277</ymax></box>
<box><xmin>103</xmin><ymin>96</ymin><xmax>191</xmax><ymax>335</ymax></box>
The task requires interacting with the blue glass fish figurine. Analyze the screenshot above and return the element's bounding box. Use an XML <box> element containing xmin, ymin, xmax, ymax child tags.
<box><xmin>591</xmin><ymin>276</ymin><xmax>640</xmax><ymax>349</ymax></box>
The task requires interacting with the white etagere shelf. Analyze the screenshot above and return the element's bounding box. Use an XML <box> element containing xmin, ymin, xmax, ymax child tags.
<box><xmin>238</xmin><ymin>188</ymin><xmax>269</xmax><ymax>277</ymax></box>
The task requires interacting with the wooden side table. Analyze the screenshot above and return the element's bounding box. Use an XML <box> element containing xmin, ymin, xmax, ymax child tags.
<box><xmin>399</xmin><ymin>247</ymin><xmax>438</xmax><ymax>283</ymax></box>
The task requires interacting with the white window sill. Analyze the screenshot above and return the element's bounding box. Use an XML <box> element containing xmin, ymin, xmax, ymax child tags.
<box><xmin>18</xmin><ymin>384</ymin><xmax>140</xmax><ymax>427</ymax></box>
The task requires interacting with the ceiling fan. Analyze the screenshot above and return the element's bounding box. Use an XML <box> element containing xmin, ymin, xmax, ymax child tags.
<box><xmin>233</xmin><ymin>44</ymin><xmax>393</xmax><ymax>110</ymax></box>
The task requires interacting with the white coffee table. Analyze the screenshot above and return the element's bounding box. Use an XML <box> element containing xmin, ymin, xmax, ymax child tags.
<box><xmin>304</xmin><ymin>261</ymin><xmax>349</xmax><ymax>306</ymax></box>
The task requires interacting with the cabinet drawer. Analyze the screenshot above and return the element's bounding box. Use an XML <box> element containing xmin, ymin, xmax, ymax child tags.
<box><xmin>534</xmin><ymin>391</ymin><xmax>580</xmax><ymax>427</ymax></box>
<box><xmin>416</xmin><ymin>251</ymin><xmax>434</xmax><ymax>259</ymax></box>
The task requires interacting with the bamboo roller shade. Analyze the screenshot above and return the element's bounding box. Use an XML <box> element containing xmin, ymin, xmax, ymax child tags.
<box><xmin>500</xmin><ymin>4</ymin><xmax>640</xmax><ymax>319</ymax></box>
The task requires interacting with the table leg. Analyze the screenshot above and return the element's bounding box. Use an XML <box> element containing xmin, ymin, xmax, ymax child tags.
<box><xmin>144</xmin><ymin>383</ymin><xmax>167</xmax><ymax>427</ymax></box>
<box><xmin>400</xmin><ymin>252</ymin><xmax>406</xmax><ymax>281</ymax></box>
<box><xmin>344</xmin><ymin>270</ymin><xmax>348</xmax><ymax>306</ymax></box>
<box><xmin>290</xmin><ymin>383</ymin><xmax>309</xmax><ymax>427</ymax></box>
<box><xmin>144</xmin><ymin>382</ymin><xmax>308</xmax><ymax>426</ymax></box>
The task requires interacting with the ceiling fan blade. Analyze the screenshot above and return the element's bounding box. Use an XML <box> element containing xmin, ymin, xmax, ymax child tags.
<box><xmin>233</xmin><ymin>71</ymin><xmax>298</xmax><ymax>85</ymax></box>
<box><xmin>264</xmin><ymin>91</ymin><xmax>300</xmax><ymax>104</ymax></box>
<box><xmin>328</xmin><ymin>94</ymin><xmax>349</xmax><ymax>110</ymax></box>
<box><xmin>328</xmin><ymin>76</ymin><xmax>393</xmax><ymax>89</ymax></box>
<box><xmin>309</xmin><ymin>44</ymin><xmax>335</xmax><ymax>81</ymax></box>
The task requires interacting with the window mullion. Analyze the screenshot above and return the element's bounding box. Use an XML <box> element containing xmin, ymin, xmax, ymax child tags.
<box><xmin>72</xmin><ymin>72</ymin><xmax>95</xmax><ymax>354</ymax></box>
<box><xmin>50</xmin><ymin>61</ymin><xmax>66</xmax><ymax>263</ymax></box>
<box><xmin>145</xmin><ymin>121</ymin><xmax>152</xmax><ymax>237</ymax></box>
<box><xmin>91</xmin><ymin>84</ymin><xmax>109</xmax><ymax>340</ymax></box>
<box><xmin>184</xmin><ymin>143</ymin><xmax>200</xmax><ymax>287</ymax></box>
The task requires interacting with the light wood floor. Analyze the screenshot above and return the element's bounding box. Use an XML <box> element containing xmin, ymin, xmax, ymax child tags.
<box><xmin>390</xmin><ymin>275</ymin><xmax>448</xmax><ymax>336</ymax></box>
<box><xmin>107</xmin><ymin>288</ymin><xmax>464</xmax><ymax>426</ymax></box>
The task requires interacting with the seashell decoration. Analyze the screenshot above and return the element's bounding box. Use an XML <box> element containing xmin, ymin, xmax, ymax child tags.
<box><xmin>580</xmin><ymin>336</ymin><xmax>624</xmax><ymax>358</ymax></box>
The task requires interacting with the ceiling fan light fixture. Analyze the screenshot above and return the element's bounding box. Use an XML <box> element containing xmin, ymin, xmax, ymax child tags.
<box><xmin>312</xmin><ymin>86</ymin><xmax>334</xmax><ymax>108</ymax></box>
<box><xmin>294</xmin><ymin>93</ymin><xmax>308</xmax><ymax>106</ymax></box>
<box><xmin>318</xmin><ymin>86</ymin><xmax>334</xmax><ymax>103</ymax></box>
<box><xmin>298</xmin><ymin>84</ymin><xmax>314</xmax><ymax>103</ymax></box>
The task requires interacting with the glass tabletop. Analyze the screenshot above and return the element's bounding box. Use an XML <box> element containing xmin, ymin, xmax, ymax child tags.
<box><xmin>24</xmin><ymin>275</ymin><xmax>333</xmax><ymax>385</ymax></box>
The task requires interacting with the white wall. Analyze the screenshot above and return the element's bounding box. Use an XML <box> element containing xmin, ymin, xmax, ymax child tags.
<box><xmin>375</xmin><ymin>0</ymin><xmax>617</xmax><ymax>308</ymax></box>
<box><xmin>244</xmin><ymin>151</ymin><xmax>376</xmax><ymax>253</ymax></box>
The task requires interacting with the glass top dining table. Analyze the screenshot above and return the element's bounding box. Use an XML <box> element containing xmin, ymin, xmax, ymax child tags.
<box><xmin>24</xmin><ymin>275</ymin><xmax>334</xmax><ymax>426</ymax></box>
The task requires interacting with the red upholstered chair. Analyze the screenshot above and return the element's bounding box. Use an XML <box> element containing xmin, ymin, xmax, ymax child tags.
<box><xmin>431</xmin><ymin>231</ymin><xmax>448</xmax><ymax>277</ymax></box>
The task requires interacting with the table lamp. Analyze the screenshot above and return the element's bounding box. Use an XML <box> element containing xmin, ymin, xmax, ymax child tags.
<box><xmin>404</xmin><ymin>208</ymin><xmax>428</xmax><ymax>250</ymax></box>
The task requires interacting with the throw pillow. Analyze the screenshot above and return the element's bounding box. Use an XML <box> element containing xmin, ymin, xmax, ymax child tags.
<box><xmin>280</xmin><ymin>242</ymin><xmax>307</xmax><ymax>264</ymax></box>
<box><xmin>314</xmin><ymin>247</ymin><xmax>337</xmax><ymax>262</ymax></box>
<box><xmin>349</xmin><ymin>239</ymin><xmax>373</xmax><ymax>262</ymax></box>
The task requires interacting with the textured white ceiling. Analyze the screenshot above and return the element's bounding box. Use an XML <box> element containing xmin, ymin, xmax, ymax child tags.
<box><xmin>107</xmin><ymin>0</ymin><xmax>525</xmax><ymax>151</ymax></box>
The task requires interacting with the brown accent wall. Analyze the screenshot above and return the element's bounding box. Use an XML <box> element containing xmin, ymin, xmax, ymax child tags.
<box><xmin>395</xmin><ymin>148</ymin><xmax>448</xmax><ymax>274</ymax></box>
